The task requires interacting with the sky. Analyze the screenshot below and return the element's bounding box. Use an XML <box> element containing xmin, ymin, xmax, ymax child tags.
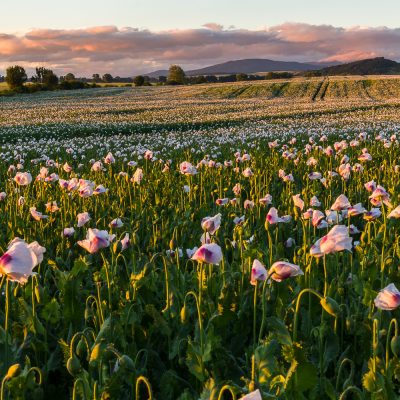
<box><xmin>1</xmin><ymin>0</ymin><xmax>400</xmax><ymax>76</ymax></box>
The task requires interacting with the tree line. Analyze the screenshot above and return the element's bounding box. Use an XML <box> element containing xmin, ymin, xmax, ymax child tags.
<box><xmin>1</xmin><ymin>64</ymin><xmax>295</xmax><ymax>94</ymax></box>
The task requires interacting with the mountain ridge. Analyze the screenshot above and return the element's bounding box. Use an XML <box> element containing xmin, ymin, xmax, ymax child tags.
<box><xmin>144</xmin><ymin>58</ymin><xmax>340</xmax><ymax>77</ymax></box>
<box><xmin>318</xmin><ymin>57</ymin><xmax>400</xmax><ymax>75</ymax></box>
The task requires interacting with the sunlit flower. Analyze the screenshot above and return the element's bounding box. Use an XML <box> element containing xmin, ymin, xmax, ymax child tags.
<box><xmin>180</xmin><ymin>161</ymin><xmax>197</xmax><ymax>175</ymax></box>
<box><xmin>250</xmin><ymin>259</ymin><xmax>268</xmax><ymax>285</ymax></box>
<box><xmin>242</xmin><ymin>168</ymin><xmax>253</xmax><ymax>177</ymax></box>
<box><xmin>259</xmin><ymin>194</ymin><xmax>272</xmax><ymax>205</ymax></box>
<box><xmin>14</xmin><ymin>172</ymin><xmax>32</xmax><ymax>186</ymax></box>
<box><xmin>266</xmin><ymin>207</ymin><xmax>283</xmax><ymax>224</ymax></box>
<box><xmin>388</xmin><ymin>205</ymin><xmax>400</xmax><ymax>219</ymax></box>
<box><xmin>45</xmin><ymin>201</ymin><xmax>60</xmax><ymax>213</ymax></box>
<box><xmin>331</xmin><ymin>194</ymin><xmax>351</xmax><ymax>211</ymax></box>
<box><xmin>0</xmin><ymin>238</ymin><xmax>45</xmax><ymax>284</ymax></box>
<box><xmin>77</xmin><ymin>212</ymin><xmax>90</xmax><ymax>227</ymax></box>
<box><xmin>63</xmin><ymin>227</ymin><xmax>75</xmax><ymax>237</ymax></box>
<box><xmin>110</xmin><ymin>218</ymin><xmax>124</xmax><ymax>228</ymax></box>
<box><xmin>30</xmin><ymin>207</ymin><xmax>48</xmax><ymax>221</ymax></box>
<box><xmin>363</xmin><ymin>208</ymin><xmax>382</xmax><ymax>221</ymax></box>
<box><xmin>104</xmin><ymin>152</ymin><xmax>115</xmax><ymax>164</ymax></box>
<box><xmin>311</xmin><ymin>225</ymin><xmax>352</xmax><ymax>257</ymax></box>
<box><xmin>131</xmin><ymin>168</ymin><xmax>143</xmax><ymax>184</ymax></box>
<box><xmin>120</xmin><ymin>233</ymin><xmax>131</xmax><ymax>251</ymax></box>
<box><xmin>374</xmin><ymin>284</ymin><xmax>400</xmax><ymax>310</ymax></box>
<box><xmin>310</xmin><ymin>196</ymin><xmax>321</xmax><ymax>207</ymax></box>
<box><xmin>216</xmin><ymin>198</ymin><xmax>229</xmax><ymax>206</ymax></box>
<box><xmin>191</xmin><ymin>243</ymin><xmax>222</xmax><ymax>264</ymax></box>
<box><xmin>293</xmin><ymin>194</ymin><xmax>304</xmax><ymax>210</ymax></box>
<box><xmin>268</xmin><ymin>261</ymin><xmax>303</xmax><ymax>282</ymax></box>
<box><xmin>201</xmin><ymin>214</ymin><xmax>221</xmax><ymax>235</ymax></box>
<box><xmin>347</xmin><ymin>203</ymin><xmax>366</xmax><ymax>216</ymax></box>
<box><xmin>78</xmin><ymin>228</ymin><xmax>112</xmax><ymax>254</ymax></box>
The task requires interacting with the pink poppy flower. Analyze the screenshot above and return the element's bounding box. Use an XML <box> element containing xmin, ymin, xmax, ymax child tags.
<box><xmin>191</xmin><ymin>243</ymin><xmax>222</xmax><ymax>264</ymax></box>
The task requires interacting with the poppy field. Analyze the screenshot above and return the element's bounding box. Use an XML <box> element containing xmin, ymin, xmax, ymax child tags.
<box><xmin>1</xmin><ymin>81</ymin><xmax>400</xmax><ymax>399</ymax></box>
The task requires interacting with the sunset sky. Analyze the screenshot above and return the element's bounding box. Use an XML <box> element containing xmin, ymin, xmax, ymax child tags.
<box><xmin>1</xmin><ymin>0</ymin><xmax>399</xmax><ymax>76</ymax></box>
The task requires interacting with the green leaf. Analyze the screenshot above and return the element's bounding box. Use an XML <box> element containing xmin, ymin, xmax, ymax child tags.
<box><xmin>186</xmin><ymin>340</ymin><xmax>207</xmax><ymax>382</ymax></box>
<box><xmin>41</xmin><ymin>298</ymin><xmax>61</xmax><ymax>324</ymax></box>
<box><xmin>267</xmin><ymin>317</ymin><xmax>292</xmax><ymax>345</ymax></box>
<box><xmin>295</xmin><ymin>362</ymin><xmax>318</xmax><ymax>392</ymax></box>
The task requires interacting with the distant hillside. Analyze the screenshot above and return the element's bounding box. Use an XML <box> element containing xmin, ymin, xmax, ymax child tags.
<box><xmin>319</xmin><ymin>57</ymin><xmax>400</xmax><ymax>75</ymax></box>
<box><xmin>144</xmin><ymin>59</ymin><xmax>338</xmax><ymax>78</ymax></box>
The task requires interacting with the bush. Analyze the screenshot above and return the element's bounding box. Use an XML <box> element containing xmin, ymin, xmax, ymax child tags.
<box><xmin>59</xmin><ymin>80</ymin><xmax>86</xmax><ymax>90</ymax></box>
<box><xmin>133</xmin><ymin>75</ymin><xmax>145</xmax><ymax>86</ymax></box>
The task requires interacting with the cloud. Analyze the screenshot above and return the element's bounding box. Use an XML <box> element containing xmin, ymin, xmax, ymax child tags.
<box><xmin>0</xmin><ymin>23</ymin><xmax>400</xmax><ymax>76</ymax></box>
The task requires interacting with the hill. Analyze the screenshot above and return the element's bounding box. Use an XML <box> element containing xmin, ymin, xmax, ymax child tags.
<box><xmin>144</xmin><ymin>59</ymin><xmax>338</xmax><ymax>78</ymax></box>
<box><xmin>319</xmin><ymin>57</ymin><xmax>400</xmax><ymax>75</ymax></box>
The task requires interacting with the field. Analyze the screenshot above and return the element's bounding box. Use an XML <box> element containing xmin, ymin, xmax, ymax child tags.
<box><xmin>1</xmin><ymin>77</ymin><xmax>400</xmax><ymax>399</ymax></box>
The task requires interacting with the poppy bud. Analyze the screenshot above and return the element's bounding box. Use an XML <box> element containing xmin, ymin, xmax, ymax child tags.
<box><xmin>89</xmin><ymin>342</ymin><xmax>106</xmax><ymax>368</ymax></box>
<box><xmin>180</xmin><ymin>304</ymin><xmax>189</xmax><ymax>324</ymax></box>
<box><xmin>119</xmin><ymin>355</ymin><xmax>135</xmax><ymax>372</ymax></box>
<box><xmin>84</xmin><ymin>304</ymin><xmax>93</xmax><ymax>321</ymax></box>
<box><xmin>6</xmin><ymin>364</ymin><xmax>21</xmax><ymax>379</ymax></box>
<box><xmin>35</xmin><ymin>285</ymin><xmax>44</xmax><ymax>304</ymax></box>
<box><xmin>320</xmin><ymin>297</ymin><xmax>341</xmax><ymax>317</ymax></box>
<box><xmin>76</xmin><ymin>338</ymin><xmax>87</xmax><ymax>358</ymax></box>
<box><xmin>391</xmin><ymin>336</ymin><xmax>400</xmax><ymax>357</ymax></box>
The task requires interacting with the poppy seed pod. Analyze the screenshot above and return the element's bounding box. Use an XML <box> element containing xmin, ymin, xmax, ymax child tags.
<box><xmin>66</xmin><ymin>356</ymin><xmax>81</xmax><ymax>377</ymax></box>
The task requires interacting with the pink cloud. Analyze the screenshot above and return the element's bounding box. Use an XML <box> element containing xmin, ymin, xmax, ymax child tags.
<box><xmin>0</xmin><ymin>23</ymin><xmax>399</xmax><ymax>76</ymax></box>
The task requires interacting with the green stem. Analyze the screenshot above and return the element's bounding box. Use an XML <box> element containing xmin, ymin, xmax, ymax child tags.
<box><xmin>135</xmin><ymin>376</ymin><xmax>153</xmax><ymax>400</ymax></box>
<box><xmin>4</xmin><ymin>279</ymin><xmax>10</xmax><ymax>370</ymax></box>
<box><xmin>293</xmin><ymin>288</ymin><xmax>323</xmax><ymax>342</ymax></box>
<box><xmin>386</xmin><ymin>318</ymin><xmax>398</xmax><ymax>370</ymax></box>
<box><xmin>217</xmin><ymin>385</ymin><xmax>237</xmax><ymax>400</ymax></box>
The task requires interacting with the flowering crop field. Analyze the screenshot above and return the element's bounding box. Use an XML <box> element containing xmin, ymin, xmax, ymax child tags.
<box><xmin>1</xmin><ymin>78</ymin><xmax>400</xmax><ymax>399</ymax></box>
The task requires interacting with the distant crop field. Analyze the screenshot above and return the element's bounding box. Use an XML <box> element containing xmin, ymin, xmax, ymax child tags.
<box><xmin>96</xmin><ymin>82</ymin><xmax>132</xmax><ymax>87</ymax></box>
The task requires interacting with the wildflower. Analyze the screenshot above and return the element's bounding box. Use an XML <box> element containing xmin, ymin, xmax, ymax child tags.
<box><xmin>201</xmin><ymin>214</ymin><xmax>221</xmax><ymax>235</ymax></box>
<box><xmin>268</xmin><ymin>261</ymin><xmax>303</xmax><ymax>282</ymax></box>
<box><xmin>63</xmin><ymin>227</ymin><xmax>75</xmax><ymax>237</ymax></box>
<box><xmin>30</xmin><ymin>207</ymin><xmax>48</xmax><ymax>221</ymax></box>
<box><xmin>374</xmin><ymin>284</ymin><xmax>400</xmax><ymax>310</ymax></box>
<box><xmin>77</xmin><ymin>212</ymin><xmax>90</xmax><ymax>227</ymax></box>
<box><xmin>293</xmin><ymin>194</ymin><xmax>304</xmax><ymax>210</ymax></box>
<box><xmin>191</xmin><ymin>243</ymin><xmax>223</xmax><ymax>264</ymax></box>
<box><xmin>14</xmin><ymin>172</ymin><xmax>32</xmax><ymax>186</ymax></box>
<box><xmin>250</xmin><ymin>259</ymin><xmax>268</xmax><ymax>285</ymax></box>
<box><xmin>0</xmin><ymin>238</ymin><xmax>45</xmax><ymax>284</ymax></box>
<box><xmin>78</xmin><ymin>229</ymin><xmax>112</xmax><ymax>254</ymax></box>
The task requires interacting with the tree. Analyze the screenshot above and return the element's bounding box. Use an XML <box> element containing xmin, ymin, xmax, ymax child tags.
<box><xmin>194</xmin><ymin>76</ymin><xmax>207</xmax><ymax>84</ymax></box>
<box><xmin>102</xmin><ymin>73</ymin><xmax>113</xmax><ymax>83</ymax></box>
<box><xmin>92</xmin><ymin>74</ymin><xmax>101</xmax><ymax>82</ymax></box>
<box><xmin>42</xmin><ymin>70</ymin><xmax>59</xmax><ymax>88</ymax></box>
<box><xmin>6</xmin><ymin>65</ymin><xmax>27</xmax><ymax>89</ymax></box>
<box><xmin>167</xmin><ymin>65</ymin><xmax>185</xmax><ymax>85</ymax></box>
<box><xmin>133</xmin><ymin>75</ymin><xmax>145</xmax><ymax>86</ymax></box>
<box><xmin>236</xmin><ymin>73</ymin><xmax>248</xmax><ymax>82</ymax></box>
<box><xmin>64</xmin><ymin>73</ymin><xmax>75</xmax><ymax>81</ymax></box>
